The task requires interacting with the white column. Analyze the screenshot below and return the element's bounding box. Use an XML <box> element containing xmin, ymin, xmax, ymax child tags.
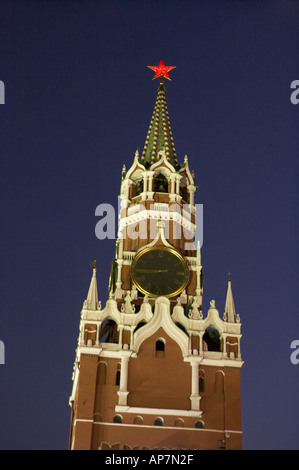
<box><xmin>222</xmin><ymin>334</ymin><xmax>227</xmax><ymax>356</ymax></box>
<box><xmin>121</xmin><ymin>179</ymin><xmax>131</xmax><ymax>200</ymax></box>
<box><xmin>190</xmin><ymin>361</ymin><xmax>201</xmax><ymax>411</ymax></box>
<box><xmin>80</xmin><ymin>321</ymin><xmax>85</xmax><ymax>345</ymax></box>
<box><xmin>196</xmin><ymin>266</ymin><xmax>202</xmax><ymax>298</ymax></box>
<box><xmin>95</xmin><ymin>323</ymin><xmax>101</xmax><ymax>346</ymax></box>
<box><xmin>117</xmin><ymin>353</ymin><xmax>130</xmax><ymax>406</ymax></box>
<box><xmin>187</xmin><ymin>184</ymin><xmax>196</xmax><ymax>206</ymax></box>
<box><xmin>142</xmin><ymin>171</ymin><xmax>148</xmax><ymax>195</ymax></box>
<box><xmin>115</xmin><ymin>259</ymin><xmax>123</xmax><ymax>299</ymax></box>
<box><xmin>147</xmin><ymin>171</ymin><xmax>154</xmax><ymax>192</ymax></box>
<box><xmin>237</xmin><ymin>336</ymin><xmax>241</xmax><ymax>359</ymax></box>
<box><xmin>170</xmin><ymin>173</ymin><xmax>176</xmax><ymax>193</ymax></box>
<box><xmin>175</xmin><ymin>174</ymin><xmax>180</xmax><ymax>194</ymax></box>
<box><xmin>176</xmin><ymin>174</ymin><xmax>183</xmax><ymax>203</ymax></box>
<box><xmin>199</xmin><ymin>332</ymin><xmax>204</xmax><ymax>356</ymax></box>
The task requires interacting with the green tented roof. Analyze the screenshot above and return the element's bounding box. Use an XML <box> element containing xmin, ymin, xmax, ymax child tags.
<box><xmin>140</xmin><ymin>79</ymin><xmax>178</xmax><ymax>168</ymax></box>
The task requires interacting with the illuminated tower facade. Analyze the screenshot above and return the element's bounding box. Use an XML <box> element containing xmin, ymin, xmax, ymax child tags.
<box><xmin>68</xmin><ymin>61</ymin><xmax>243</xmax><ymax>450</ymax></box>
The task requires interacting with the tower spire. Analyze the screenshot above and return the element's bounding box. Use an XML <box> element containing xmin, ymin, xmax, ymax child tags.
<box><xmin>85</xmin><ymin>263</ymin><xmax>99</xmax><ymax>310</ymax></box>
<box><xmin>141</xmin><ymin>60</ymin><xmax>178</xmax><ymax>167</ymax></box>
<box><xmin>224</xmin><ymin>277</ymin><xmax>236</xmax><ymax>323</ymax></box>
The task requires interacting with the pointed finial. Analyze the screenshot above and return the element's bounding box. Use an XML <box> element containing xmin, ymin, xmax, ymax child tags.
<box><xmin>228</xmin><ymin>272</ymin><xmax>231</xmax><ymax>282</ymax></box>
<box><xmin>85</xmin><ymin>263</ymin><xmax>99</xmax><ymax>310</ymax></box>
<box><xmin>224</xmin><ymin>276</ymin><xmax>236</xmax><ymax>323</ymax></box>
<box><xmin>90</xmin><ymin>260</ymin><xmax>97</xmax><ymax>270</ymax></box>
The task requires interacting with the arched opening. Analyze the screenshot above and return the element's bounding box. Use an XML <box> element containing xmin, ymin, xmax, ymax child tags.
<box><xmin>115</xmin><ymin>363</ymin><xmax>121</xmax><ymax>386</ymax></box>
<box><xmin>135</xmin><ymin>178</ymin><xmax>144</xmax><ymax>196</ymax></box>
<box><xmin>214</xmin><ymin>370</ymin><xmax>224</xmax><ymax>394</ymax></box>
<box><xmin>99</xmin><ymin>319</ymin><xmax>119</xmax><ymax>344</ymax></box>
<box><xmin>155</xmin><ymin>339</ymin><xmax>165</xmax><ymax>357</ymax></box>
<box><xmin>203</xmin><ymin>327</ymin><xmax>221</xmax><ymax>352</ymax></box>
<box><xmin>84</xmin><ymin>325</ymin><xmax>96</xmax><ymax>346</ymax></box>
<box><xmin>195</xmin><ymin>420</ymin><xmax>204</xmax><ymax>429</ymax></box>
<box><xmin>113</xmin><ymin>415</ymin><xmax>123</xmax><ymax>424</ymax></box>
<box><xmin>174</xmin><ymin>418</ymin><xmax>184</xmax><ymax>427</ymax></box>
<box><xmin>93</xmin><ymin>413</ymin><xmax>103</xmax><ymax>422</ymax></box>
<box><xmin>180</xmin><ymin>184</ymin><xmax>188</xmax><ymax>202</ymax></box>
<box><xmin>154</xmin><ymin>173</ymin><xmax>168</xmax><ymax>193</ymax></box>
<box><xmin>133</xmin><ymin>416</ymin><xmax>143</xmax><ymax>425</ymax></box>
<box><xmin>130</xmin><ymin>175</ymin><xmax>144</xmax><ymax>198</ymax></box>
<box><xmin>154</xmin><ymin>417</ymin><xmax>163</xmax><ymax>426</ymax></box>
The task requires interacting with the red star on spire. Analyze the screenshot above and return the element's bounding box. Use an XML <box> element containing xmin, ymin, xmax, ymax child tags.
<box><xmin>147</xmin><ymin>59</ymin><xmax>176</xmax><ymax>80</ymax></box>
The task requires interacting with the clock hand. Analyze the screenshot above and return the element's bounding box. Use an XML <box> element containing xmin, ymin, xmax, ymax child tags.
<box><xmin>135</xmin><ymin>269</ymin><xmax>168</xmax><ymax>273</ymax></box>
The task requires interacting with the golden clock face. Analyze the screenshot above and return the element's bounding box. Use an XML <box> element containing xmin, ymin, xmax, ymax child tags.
<box><xmin>131</xmin><ymin>246</ymin><xmax>189</xmax><ymax>298</ymax></box>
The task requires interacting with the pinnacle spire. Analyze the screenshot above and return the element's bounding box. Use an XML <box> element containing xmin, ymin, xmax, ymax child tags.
<box><xmin>85</xmin><ymin>266</ymin><xmax>99</xmax><ymax>310</ymax></box>
<box><xmin>196</xmin><ymin>240</ymin><xmax>201</xmax><ymax>266</ymax></box>
<box><xmin>224</xmin><ymin>278</ymin><xmax>236</xmax><ymax>323</ymax></box>
<box><xmin>140</xmin><ymin>77</ymin><xmax>178</xmax><ymax>167</ymax></box>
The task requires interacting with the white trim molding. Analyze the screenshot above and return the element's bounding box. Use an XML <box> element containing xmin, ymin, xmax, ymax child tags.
<box><xmin>115</xmin><ymin>405</ymin><xmax>202</xmax><ymax>418</ymax></box>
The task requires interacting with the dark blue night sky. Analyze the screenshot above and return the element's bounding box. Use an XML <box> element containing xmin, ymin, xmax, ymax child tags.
<box><xmin>0</xmin><ymin>0</ymin><xmax>298</xmax><ymax>450</ymax></box>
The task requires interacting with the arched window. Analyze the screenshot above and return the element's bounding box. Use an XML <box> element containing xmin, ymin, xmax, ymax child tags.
<box><xmin>113</xmin><ymin>415</ymin><xmax>123</xmax><ymax>424</ymax></box>
<box><xmin>93</xmin><ymin>413</ymin><xmax>102</xmax><ymax>422</ymax></box>
<box><xmin>214</xmin><ymin>370</ymin><xmax>224</xmax><ymax>394</ymax></box>
<box><xmin>203</xmin><ymin>327</ymin><xmax>221</xmax><ymax>352</ymax></box>
<box><xmin>154</xmin><ymin>173</ymin><xmax>168</xmax><ymax>193</ymax></box>
<box><xmin>154</xmin><ymin>417</ymin><xmax>163</xmax><ymax>426</ymax></box>
<box><xmin>195</xmin><ymin>420</ymin><xmax>204</xmax><ymax>429</ymax></box>
<box><xmin>155</xmin><ymin>339</ymin><xmax>165</xmax><ymax>357</ymax></box>
<box><xmin>174</xmin><ymin>418</ymin><xmax>184</xmax><ymax>427</ymax></box>
<box><xmin>135</xmin><ymin>178</ymin><xmax>144</xmax><ymax>196</ymax></box>
<box><xmin>198</xmin><ymin>369</ymin><xmax>205</xmax><ymax>392</ymax></box>
<box><xmin>115</xmin><ymin>363</ymin><xmax>121</xmax><ymax>386</ymax></box>
<box><xmin>84</xmin><ymin>324</ymin><xmax>96</xmax><ymax>346</ymax></box>
<box><xmin>133</xmin><ymin>416</ymin><xmax>143</xmax><ymax>425</ymax></box>
<box><xmin>99</xmin><ymin>319</ymin><xmax>119</xmax><ymax>344</ymax></box>
<box><xmin>180</xmin><ymin>184</ymin><xmax>188</xmax><ymax>202</ymax></box>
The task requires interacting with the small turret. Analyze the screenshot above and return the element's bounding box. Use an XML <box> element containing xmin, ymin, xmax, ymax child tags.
<box><xmin>224</xmin><ymin>277</ymin><xmax>237</xmax><ymax>323</ymax></box>
<box><xmin>85</xmin><ymin>263</ymin><xmax>100</xmax><ymax>311</ymax></box>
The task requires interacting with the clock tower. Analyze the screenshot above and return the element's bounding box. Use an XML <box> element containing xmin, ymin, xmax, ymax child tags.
<box><xmin>68</xmin><ymin>61</ymin><xmax>244</xmax><ymax>451</ymax></box>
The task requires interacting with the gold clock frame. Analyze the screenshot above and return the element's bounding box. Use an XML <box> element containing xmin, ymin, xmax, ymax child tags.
<box><xmin>131</xmin><ymin>245</ymin><xmax>190</xmax><ymax>298</ymax></box>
